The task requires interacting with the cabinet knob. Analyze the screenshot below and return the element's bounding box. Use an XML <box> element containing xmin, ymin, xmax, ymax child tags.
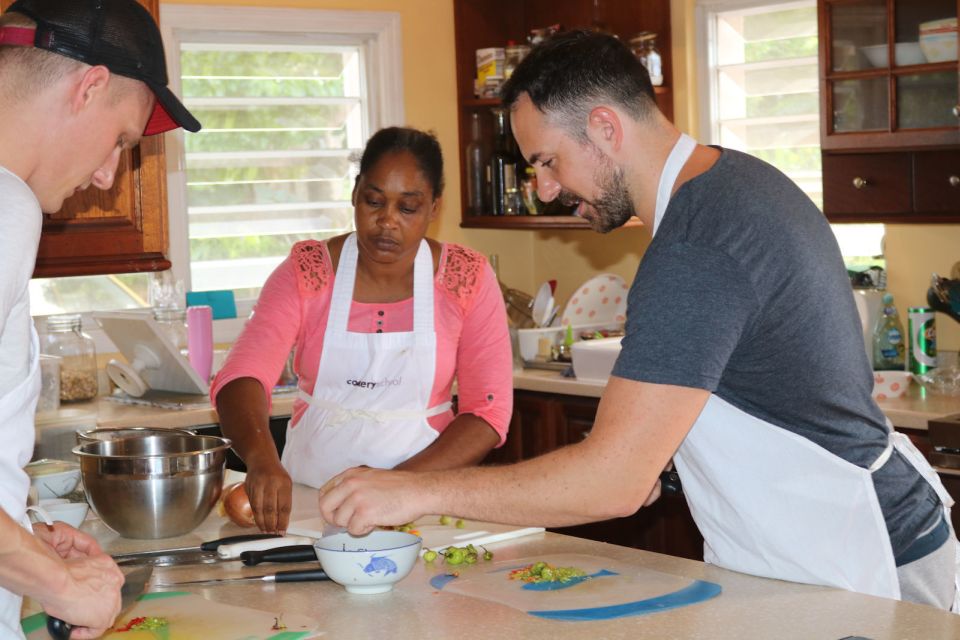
<box><xmin>950</xmin><ymin>176</ymin><xmax>960</xmax><ymax>188</ymax></box>
<box><xmin>852</xmin><ymin>177</ymin><xmax>868</xmax><ymax>189</ymax></box>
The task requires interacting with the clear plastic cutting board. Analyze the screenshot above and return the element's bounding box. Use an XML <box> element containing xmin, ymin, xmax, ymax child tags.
<box><xmin>428</xmin><ymin>553</ymin><xmax>721</xmax><ymax>621</ymax></box>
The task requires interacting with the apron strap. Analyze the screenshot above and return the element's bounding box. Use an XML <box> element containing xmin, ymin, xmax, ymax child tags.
<box><xmin>326</xmin><ymin>233</ymin><xmax>434</xmax><ymax>336</ymax></box>
<box><xmin>652</xmin><ymin>133</ymin><xmax>697</xmax><ymax>236</ymax></box>
<box><xmin>297</xmin><ymin>390</ymin><xmax>451</xmax><ymax>425</ymax></box>
<box><xmin>868</xmin><ymin>441</ymin><xmax>894</xmax><ymax>473</ymax></box>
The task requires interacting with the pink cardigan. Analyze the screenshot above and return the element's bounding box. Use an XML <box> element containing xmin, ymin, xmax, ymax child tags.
<box><xmin>211</xmin><ymin>240</ymin><xmax>513</xmax><ymax>445</ymax></box>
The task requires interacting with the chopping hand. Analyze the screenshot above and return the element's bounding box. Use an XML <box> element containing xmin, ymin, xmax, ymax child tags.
<box><xmin>47</xmin><ymin>566</ymin><xmax>153</xmax><ymax>640</ymax></box>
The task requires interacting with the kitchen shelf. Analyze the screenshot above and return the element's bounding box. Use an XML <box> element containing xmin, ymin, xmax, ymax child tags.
<box><xmin>460</xmin><ymin>215</ymin><xmax>643</xmax><ymax>230</ymax></box>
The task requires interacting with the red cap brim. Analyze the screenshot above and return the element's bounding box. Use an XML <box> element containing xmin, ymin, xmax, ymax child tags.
<box><xmin>143</xmin><ymin>100</ymin><xmax>178</xmax><ymax>136</ymax></box>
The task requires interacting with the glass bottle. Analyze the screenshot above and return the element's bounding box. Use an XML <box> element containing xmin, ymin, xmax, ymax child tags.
<box><xmin>503</xmin><ymin>165</ymin><xmax>523</xmax><ymax>215</ymax></box>
<box><xmin>644</xmin><ymin>35</ymin><xmax>663</xmax><ymax>86</ymax></box>
<box><xmin>153</xmin><ymin>306</ymin><xmax>189</xmax><ymax>356</ymax></box>
<box><xmin>489</xmin><ymin>107</ymin><xmax>516</xmax><ymax>216</ymax></box>
<box><xmin>42</xmin><ymin>314</ymin><xmax>98</xmax><ymax>402</ymax></box>
<box><xmin>465</xmin><ymin>112</ymin><xmax>485</xmax><ymax>215</ymax></box>
<box><xmin>520</xmin><ymin>166</ymin><xmax>542</xmax><ymax>215</ymax></box>
<box><xmin>873</xmin><ymin>293</ymin><xmax>906</xmax><ymax>371</ymax></box>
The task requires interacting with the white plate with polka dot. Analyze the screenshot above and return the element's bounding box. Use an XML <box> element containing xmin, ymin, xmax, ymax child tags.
<box><xmin>560</xmin><ymin>273</ymin><xmax>629</xmax><ymax>327</ymax></box>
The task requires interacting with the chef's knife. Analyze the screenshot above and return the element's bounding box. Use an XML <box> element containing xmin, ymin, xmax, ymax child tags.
<box><xmin>156</xmin><ymin>567</ymin><xmax>329</xmax><ymax>587</ymax></box>
<box><xmin>113</xmin><ymin>534</ymin><xmax>312</xmax><ymax>566</ymax></box>
<box><xmin>47</xmin><ymin>565</ymin><xmax>153</xmax><ymax>640</ymax></box>
<box><xmin>112</xmin><ymin>533</ymin><xmax>275</xmax><ymax>565</ymax></box>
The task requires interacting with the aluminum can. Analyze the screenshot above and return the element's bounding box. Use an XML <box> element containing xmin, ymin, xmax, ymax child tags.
<box><xmin>908</xmin><ymin>307</ymin><xmax>938</xmax><ymax>375</ymax></box>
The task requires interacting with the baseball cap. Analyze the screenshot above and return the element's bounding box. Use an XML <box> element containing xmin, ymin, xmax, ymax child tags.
<box><xmin>0</xmin><ymin>0</ymin><xmax>200</xmax><ymax>136</ymax></box>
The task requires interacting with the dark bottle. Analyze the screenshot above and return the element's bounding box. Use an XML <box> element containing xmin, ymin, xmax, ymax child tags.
<box><xmin>489</xmin><ymin>107</ymin><xmax>516</xmax><ymax>216</ymax></box>
<box><xmin>465</xmin><ymin>112</ymin><xmax>484</xmax><ymax>215</ymax></box>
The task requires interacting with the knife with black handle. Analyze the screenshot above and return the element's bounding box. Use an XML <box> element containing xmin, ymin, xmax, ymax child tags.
<box><xmin>240</xmin><ymin>544</ymin><xmax>318</xmax><ymax>566</ymax></box>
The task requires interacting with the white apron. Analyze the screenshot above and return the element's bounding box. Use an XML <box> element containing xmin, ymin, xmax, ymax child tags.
<box><xmin>656</xmin><ymin>135</ymin><xmax>960</xmax><ymax>608</ymax></box>
<box><xmin>281</xmin><ymin>233</ymin><xmax>449</xmax><ymax>488</ymax></box>
<box><xmin>0</xmin><ymin>326</ymin><xmax>40</xmax><ymax>638</ymax></box>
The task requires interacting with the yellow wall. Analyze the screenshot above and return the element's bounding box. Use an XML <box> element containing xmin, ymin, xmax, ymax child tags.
<box><xmin>165</xmin><ymin>0</ymin><xmax>959</xmax><ymax>348</ymax></box>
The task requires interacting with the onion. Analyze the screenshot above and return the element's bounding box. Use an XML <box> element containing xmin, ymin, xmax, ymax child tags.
<box><xmin>219</xmin><ymin>482</ymin><xmax>256</xmax><ymax>527</ymax></box>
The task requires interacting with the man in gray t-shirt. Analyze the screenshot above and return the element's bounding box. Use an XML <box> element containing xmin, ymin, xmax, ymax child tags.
<box><xmin>314</xmin><ymin>30</ymin><xmax>958</xmax><ymax>611</ymax></box>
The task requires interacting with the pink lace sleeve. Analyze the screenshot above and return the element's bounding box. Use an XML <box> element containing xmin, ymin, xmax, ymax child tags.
<box><xmin>438</xmin><ymin>243</ymin><xmax>486</xmax><ymax>311</ymax></box>
<box><xmin>445</xmin><ymin>248</ymin><xmax>514</xmax><ymax>444</ymax></box>
<box><xmin>291</xmin><ymin>240</ymin><xmax>332</xmax><ymax>295</ymax></box>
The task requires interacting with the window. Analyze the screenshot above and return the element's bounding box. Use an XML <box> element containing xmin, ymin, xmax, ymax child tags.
<box><xmin>30</xmin><ymin>6</ymin><xmax>402</xmax><ymax>317</ymax></box>
<box><xmin>698</xmin><ymin>0</ymin><xmax>884</xmax><ymax>262</ymax></box>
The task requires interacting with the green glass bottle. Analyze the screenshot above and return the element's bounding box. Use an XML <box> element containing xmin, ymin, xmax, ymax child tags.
<box><xmin>873</xmin><ymin>293</ymin><xmax>906</xmax><ymax>371</ymax></box>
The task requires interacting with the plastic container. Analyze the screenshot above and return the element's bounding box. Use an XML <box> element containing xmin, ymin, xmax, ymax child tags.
<box><xmin>42</xmin><ymin>314</ymin><xmax>98</xmax><ymax>403</ymax></box>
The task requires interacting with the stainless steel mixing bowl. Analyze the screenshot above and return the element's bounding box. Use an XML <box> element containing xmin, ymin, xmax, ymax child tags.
<box><xmin>75</xmin><ymin>426</ymin><xmax>196</xmax><ymax>445</ymax></box>
<box><xmin>72</xmin><ymin>434</ymin><xmax>231</xmax><ymax>539</ymax></box>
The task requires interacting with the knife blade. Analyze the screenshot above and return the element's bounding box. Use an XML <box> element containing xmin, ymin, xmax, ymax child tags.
<box><xmin>47</xmin><ymin>565</ymin><xmax>154</xmax><ymax>640</ymax></box>
<box><xmin>156</xmin><ymin>567</ymin><xmax>329</xmax><ymax>587</ymax></box>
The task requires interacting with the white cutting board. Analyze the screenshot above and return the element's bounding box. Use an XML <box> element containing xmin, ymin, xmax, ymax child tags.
<box><xmin>23</xmin><ymin>591</ymin><xmax>321</xmax><ymax>639</ymax></box>
<box><xmin>288</xmin><ymin>515</ymin><xmax>544</xmax><ymax>554</ymax></box>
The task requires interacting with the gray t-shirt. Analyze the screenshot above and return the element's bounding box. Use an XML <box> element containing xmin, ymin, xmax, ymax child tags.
<box><xmin>611</xmin><ymin>148</ymin><xmax>940</xmax><ymax>558</ymax></box>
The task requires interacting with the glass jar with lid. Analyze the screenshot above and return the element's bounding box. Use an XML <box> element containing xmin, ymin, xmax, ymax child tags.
<box><xmin>42</xmin><ymin>314</ymin><xmax>98</xmax><ymax>402</ymax></box>
<box><xmin>153</xmin><ymin>306</ymin><xmax>188</xmax><ymax>356</ymax></box>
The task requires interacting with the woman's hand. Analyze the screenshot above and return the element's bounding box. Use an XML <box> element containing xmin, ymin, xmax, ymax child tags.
<box><xmin>245</xmin><ymin>460</ymin><xmax>293</xmax><ymax>534</ymax></box>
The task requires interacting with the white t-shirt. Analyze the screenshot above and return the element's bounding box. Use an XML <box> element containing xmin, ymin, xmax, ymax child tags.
<box><xmin>0</xmin><ymin>166</ymin><xmax>41</xmax><ymax>392</ymax></box>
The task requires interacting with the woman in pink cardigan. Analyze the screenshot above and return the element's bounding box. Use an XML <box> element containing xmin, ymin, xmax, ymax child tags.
<box><xmin>212</xmin><ymin>127</ymin><xmax>513</xmax><ymax>534</ymax></box>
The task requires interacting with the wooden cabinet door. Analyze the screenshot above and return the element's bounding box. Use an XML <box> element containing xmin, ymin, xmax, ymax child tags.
<box><xmin>1</xmin><ymin>0</ymin><xmax>170</xmax><ymax>277</ymax></box>
<box><xmin>914</xmin><ymin>150</ymin><xmax>960</xmax><ymax>213</ymax></box>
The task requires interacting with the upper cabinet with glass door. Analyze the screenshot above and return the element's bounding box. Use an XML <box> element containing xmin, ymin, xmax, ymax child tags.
<box><xmin>820</xmin><ymin>0</ymin><xmax>959</xmax><ymax>150</ymax></box>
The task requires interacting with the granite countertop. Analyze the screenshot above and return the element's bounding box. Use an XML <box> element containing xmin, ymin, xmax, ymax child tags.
<box><xmin>22</xmin><ymin>482</ymin><xmax>960</xmax><ymax>639</ymax></box>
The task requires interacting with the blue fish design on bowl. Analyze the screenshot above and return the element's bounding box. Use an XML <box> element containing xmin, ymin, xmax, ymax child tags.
<box><xmin>360</xmin><ymin>554</ymin><xmax>398</xmax><ymax>576</ymax></box>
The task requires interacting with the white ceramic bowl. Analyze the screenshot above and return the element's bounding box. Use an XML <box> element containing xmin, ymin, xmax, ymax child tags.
<box><xmin>25</xmin><ymin>459</ymin><xmax>81</xmax><ymax>499</ymax></box>
<box><xmin>42</xmin><ymin>501</ymin><xmax>89</xmax><ymax>528</ymax></box>
<box><xmin>861</xmin><ymin>42</ymin><xmax>927</xmax><ymax>68</ymax></box>
<box><xmin>314</xmin><ymin>531</ymin><xmax>421</xmax><ymax>594</ymax></box>
<box><xmin>872</xmin><ymin>370</ymin><xmax>911</xmax><ymax>400</ymax></box>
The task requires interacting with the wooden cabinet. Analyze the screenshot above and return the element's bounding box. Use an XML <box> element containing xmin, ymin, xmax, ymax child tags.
<box><xmin>818</xmin><ymin>0</ymin><xmax>960</xmax><ymax>221</ymax></box>
<box><xmin>453</xmin><ymin>0</ymin><xmax>673</xmax><ymax>230</ymax></box>
<box><xmin>1</xmin><ymin>0</ymin><xmax>170</xmax><ymax>277</ymax></box>
<box><xmin>486</xmin><ymin>389</ymin><xmax>704</xmax><ymax>560</ymax></box>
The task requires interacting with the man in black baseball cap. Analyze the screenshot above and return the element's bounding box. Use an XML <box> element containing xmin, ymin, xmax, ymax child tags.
<box><xmin>0</xmin><ymin>2</ymin><xmax>200</xmax><ymax>638</ymax></box>
<box><xmin>0</xmin><ymin>0</ymin><xmax>200</xmax><ymax>135</ymax></box>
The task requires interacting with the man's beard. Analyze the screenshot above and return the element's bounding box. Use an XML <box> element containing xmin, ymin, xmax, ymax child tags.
<box><xmin>559</xmin><ymin>154</ymin><xmax>634</xmax><ymax>233</ymax></box>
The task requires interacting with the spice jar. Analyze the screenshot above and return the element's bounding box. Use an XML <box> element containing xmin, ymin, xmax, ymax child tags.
<box><xmin>42</xmin><ymin>314</ymin><xmax>98</xmax><ymax>402</ymax></box>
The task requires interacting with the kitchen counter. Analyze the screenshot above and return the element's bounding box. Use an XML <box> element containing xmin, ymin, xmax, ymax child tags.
<box><xmin>22</xmin><ymin>482</ymin><xmax>960</xmax><ymax>639</ymax></box>
<box><xmin>515</xmin><ymin>367</ymin><xmax>960</xmax><ymax>430</ymax></box>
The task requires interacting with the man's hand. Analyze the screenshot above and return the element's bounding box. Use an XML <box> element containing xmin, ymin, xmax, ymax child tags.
<box><xmin>40</xmin><ymin>553</ymin><xmax>124</xmax><ymax>639</ymax></box>
<box><xmin>33</xmin><ymin>522</ymin><xmax>104</xmax><ymax>560</ymax></box>
<box><xmin>318</xmin><ymin>467</ymin><xmax>431</xmax><ymax>535</ymax></box>
<box><xmin>245</xmin><ymin>460</ymin><xmax>293</xmax><ymax>534</ymax></box>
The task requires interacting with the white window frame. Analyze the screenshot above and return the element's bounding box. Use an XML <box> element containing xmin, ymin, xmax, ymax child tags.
<box><xmin>695</xmin><ymin>0</ymin><xmax>815</xmax><ymax>153</ymax></box>
<box><xmin>159</xmin><ymin>4</ymin><xmax>404</xmax><ymax>321</ymax></box>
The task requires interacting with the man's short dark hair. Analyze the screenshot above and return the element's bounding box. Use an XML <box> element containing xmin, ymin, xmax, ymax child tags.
<box><xmin>500</xmin><ymin>30</ymin><xmax>657</xmax><ymax>139</ymax></box>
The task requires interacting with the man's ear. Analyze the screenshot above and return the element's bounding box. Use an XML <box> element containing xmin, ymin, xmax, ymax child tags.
<box><xmin>70</xmin><ymin>65</ymin><xmax>111</xmax><ymax>116</ymax></box>
<box><xmin>586</xmin><ymin>106</ymin><xmax>623</xmax><ymax>156</ymax></box>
